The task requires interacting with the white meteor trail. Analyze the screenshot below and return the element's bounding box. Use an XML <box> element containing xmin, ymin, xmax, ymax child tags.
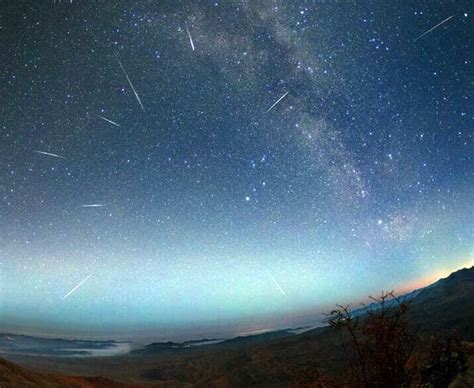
<box><xmin>265</xmin><ymin>91</ymin><xmax>288</xmax><ymax>113</ymax></box>
<box><xmin>414</xmin><ymin>15</ymin><xmax>454</xmax><ymax>42</ymax></box>
<box><xmin>98</xmin><ymin>115</ymin><xmax>120</xmax><ymax>127</ymax></box>
<box><xmin>34</xmin><ymin>150</ymin><xmax>65</xmax><ymax>159</ymax></box>
<box><xmin>62</xmin><ymin>273</ymin><xmax>93</xmax><ymax>300</ymax></box>
<box><xmin>185</xmin><ymin>23</ymin><xmax>195</xmax><ymax>51</ymax></box>
<box><xmin>269</xmin><ymin>273</ymin><xmax>287</xmax><ymax>297</ymax></box>
<box><xmin>80</xmin><ymin>204</ymin><xmax>106</xmax><ymax>208</ymax></box>
<box><xmin>115</xmin><ymin>55</ymin><xmax>145</xmax><ymax>112</ymax></box>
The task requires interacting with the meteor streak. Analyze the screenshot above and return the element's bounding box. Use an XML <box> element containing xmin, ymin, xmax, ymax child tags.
<box><xmin>414</xmin><ymin>15</ymin><xmax>454</xmax><ymax>42</ymax></box>
<box><xmin>62</xmin><ymin>273</ymin><xmax>93</xmax><ymax>300</ymax></box>
<box><xmin>34</xmin><ymin>150</ymin><xmax>65</xmax><ymax>159</ymax></box>
<box><xmin>115</xmin><ymin>54</ymin><xmax>146</xmax><ymax>112</ymax></box>
<box><xmin>80</xmin><ymin>204</ymin><xmax>106</xmax><ymax>208</ymax></box>
<box><xmin>269</xmin><ymin>273</ymin><xmax>287</xmax><ymax>297</ymax></box>
<box><xmin>185</xmin><ymin>23</ymin><xmax>195</xmax><ymax>51</ymax></box>
<box><xmin>265</xmin><ymin>91</ymin><xmax>288</xmax><ymax>113</ymax></box>
<box><xmin>98</xmin><ymin>115</ymin><xmax>120</xmax><ymax>127</ymax></box>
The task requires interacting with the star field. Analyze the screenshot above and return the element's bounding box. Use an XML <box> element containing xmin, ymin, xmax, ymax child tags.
<box><xmin>1</xmin><ymin>1</ymin><xmax>472</xmax><ymax>339</ymax></box>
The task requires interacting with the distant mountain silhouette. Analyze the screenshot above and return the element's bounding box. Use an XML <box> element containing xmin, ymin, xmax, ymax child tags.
<box><xmin>212</xmin><ymin>329</ymin><xmax>296</xmax><ymax>346</ymax></box>
<box><xmin>0</xmin><ymin>334</ymin><xmax>126</xmax><ymax>357</ymax></box>
<box><xmin>351</xmin><ymin>288</ymin><xmax>424</xmax><ymax>317</ymax></box>
<box><xmin>134</xmin><ymin>329</ymin><xmax>297</xmax><ymax>355</ymax></box>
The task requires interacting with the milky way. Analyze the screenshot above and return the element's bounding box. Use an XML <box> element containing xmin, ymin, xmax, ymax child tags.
<box><xmin>1</xmin><ymin>1</ymin><xmax>472</xmax><ymax>339</ymax></box>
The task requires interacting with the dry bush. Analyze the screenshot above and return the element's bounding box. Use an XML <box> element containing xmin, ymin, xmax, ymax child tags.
<box><xmin>293</xmin><ymin>292</ymin><xmax>469</xmax><ymax>387</ymax></box>
<box><xmin>419</xmin><ymin>332</ymin><xmax>468</xmax><ymax>387</ymax></box>
<box><xmin>326</xmin><ymin>291</ymin><xmax>419</xmax><ymax>387</ymax></box>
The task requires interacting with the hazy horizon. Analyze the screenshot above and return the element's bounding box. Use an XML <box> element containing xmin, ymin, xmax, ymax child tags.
<box><xmin>2</xmin><ymin>259</ymin><xmax>472</xmax><ymax>343</ymax></box>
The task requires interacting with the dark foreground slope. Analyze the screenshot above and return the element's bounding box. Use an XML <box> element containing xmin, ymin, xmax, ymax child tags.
<box><xmin>0</xmin><ymin>357</ymin><xmax>134</xmax><ymax>387</ymax></box>
<box><xmin>3</xmin><ymin>326</ymin><xmax>343</xmax><ymax>387</ymax></box>
<box><xmin>2</xmin><ymin>266</ymin><xmax>473</xmax><ymax>387</ymax></box>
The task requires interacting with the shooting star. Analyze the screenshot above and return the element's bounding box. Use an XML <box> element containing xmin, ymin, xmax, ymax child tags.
<box><xmin>98</xmin><ymin>115</ymin><xmax>120</xmax><ymax>127</ymax></box>
<box><xmin>62</xmin><ymin>273</ymin><xmax>93</xmax><ymax>300</ymax></box>
<box><xmin>185</xmin><ymin>23</ymin><xmax>195</xmax><ymax>51</ymax></box>
<box><xmin>265</xmin><ymin>91</ymin><xmax>289</xmax><ymax>113</ymax></box>
<box><xmin>269</xmin><ymin>273</ymin><xmax>287</xmax><ymax>297</ymax></box>
<box><xmin>115</xmin><ymin>54</ymin><xmax>146</xmax><ymax>112</ymax></box>
<box><xmin>80</xmin><ymin>204</ymin><xmax>106</xmax><ymax>208</ymax></box>
<box><xmin>414</xmin><ymin>15</ymin><xmax>454</xmax><ymax>42</ymax></box>
<box><xmin>34</xmin><ymin>150</ymin><xmax>65</xmax><ymax>159</ymax></box>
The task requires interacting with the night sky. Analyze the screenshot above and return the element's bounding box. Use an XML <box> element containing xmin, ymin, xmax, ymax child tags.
<box><xmin>1</xmin><ymin>1</ymin><xmax>473</xmax><ymax>340</ymax></box>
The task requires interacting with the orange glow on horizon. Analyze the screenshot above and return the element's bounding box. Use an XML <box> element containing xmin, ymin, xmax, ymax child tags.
<box><xmin>397</xmin><ymin>256</ymin><xmax>474</xmax><ymax>295</ymax></box>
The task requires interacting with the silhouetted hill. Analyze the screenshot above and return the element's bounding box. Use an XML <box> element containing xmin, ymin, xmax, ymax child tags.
<box><xmin>409</xmin><ymin>266</ymin><xmax>474</xmax><ymax>340</ymax></box>
<box><xmin>414</xmin><ymin>266</ymin><xmax>474</xmax><ymax>303</ymax></box>
<box><xmin>219</xmin><ymin>329</ymin><xmax>296</xmax><ymax>346</ymax></box>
